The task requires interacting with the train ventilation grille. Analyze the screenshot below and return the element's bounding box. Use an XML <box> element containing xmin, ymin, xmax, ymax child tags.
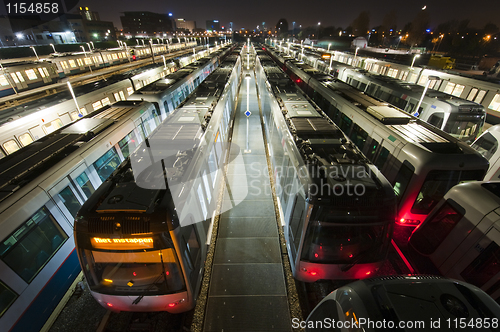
<box><xmin>122</xmin><ymin>217</ymin><xmax>151</xmax><ymax>234</ymax></box>
<box><xmin>88</xmin><ymin>217</ymin><xmax>114</xmax><ymax>234</ymax></box>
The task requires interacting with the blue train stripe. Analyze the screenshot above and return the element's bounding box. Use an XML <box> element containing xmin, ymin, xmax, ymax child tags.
<box><xmin>9</xmin><ymin>249</ymin><xmax>81</xmax><ymax>332</ymax></box>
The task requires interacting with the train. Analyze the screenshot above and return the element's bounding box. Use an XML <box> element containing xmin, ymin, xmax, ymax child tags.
<box><xmin>0</xmin><ymin>41</ymin><xmax>198</xmax><ymax>98</ymax></box>
<box><xmin>73</xmin><ymin>54</ymin><xmax>242</xmax><ymax>313</ymax></box>
<box><xmin>283</xmin><ymin>46</ymin><xmax>487</xmax><ymax>142</ymax></box>
<box><xmin>0</xmin><ymin>46</ymin><xmax>218</xmax><ymax>159</ymax></box>
<box><xmin>264</xmin><ymin>45</ymin><xmax>489</xmax><ymax>227</ymax></box>
<box><xmin>471</xmin><ymin>124</ymin><xmax>500</xmax><ymax>180</ymax></box>
<box><xmin>0</xmin><ymin>44</ymin><xmax>233</xmax><ymax>332</ymax></box>
<box><xmin>255</xmin><ymin>51</ymin><xmax>397</xmax><ymax>282</ymax></box>
<box><xmin>304</xmin><ymin>275</ymin><xmax>500</xmax><ymax>331</ymax></box>
<box><xmin>277</xmin><ymin>41</ymin><xmax>500</xmax><ymax>124</ymax></box>
<box><xmin>409</xmin><ymin>181</ymin><xmax>500</xmax><ymax>302</ymax></box>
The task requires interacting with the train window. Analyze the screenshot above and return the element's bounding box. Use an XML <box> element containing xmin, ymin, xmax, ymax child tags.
<box><xmin>488</xmin><ymin>94</ymin><xmax>500</xmax><ymax>112</ymax></box>
<box><xmin>428</xmin><ymin>113</ymin><xmax>444</xmax><ymax>128</ymax></box>
<box><xmin>0</xmin><ymin>281</ymin><xmax>17</xmax><ymax>318</ymax></box>
<box><xmin>98</xmin><ymin>56</ymin><xmax>103</xmax><ymax>63</ymax></box>
<box><xmin>374</xmin><ymin>147</ymin><xmax>390</xmax><ymax>170</ymax></box>
<box><xmin>349</xmin><ymin>124</ymin><xmax>368</xmax><ymax>150</ymax></box>
<box><xmin>392</xmin><ymin>162</ymin><xmax>415</xmax><ymax>204</ymax></box>
<box><xmin>101</xmin><ymin>97</ymin><xmax>111</xmax><ymax>106</ymax></box>
<box><xmin>127</xmin><ymin>87</ymin><xmax>134</xmax><ymax>96</ymax></box>
<box><xmin>467</xmin><ymin>88</ymin><xmax>478</xmax><ymax>101</ymax></box>
<box><xmin>3</xmin><ymin>140</ymin><xmax>20</xmax><ymax>154</ymax></box>
<box><xmin>84</xmin><ymin>58</ymin><xmax>92</xmax><ymax>65</ymax></box>
<box><xmin>113</xmin><ymin>92</ymin><xmax>121</xmax><ymax>102</ymax></box>
<box><xmin>10</xmin><ymin>73</ymin><xmax>19</xmax><ymax>83</ymax></box>
<box><xmin>25</xmin><ymin>69</ymin><xmax>37</xmax><ymax>80</ymax></box>
<box><xmin>444</xmin><ymin>82</ymin><xmax>456</xmax><ymax>95</ymax></box>
<box><xmin>92</xmin><ymin>101</ymin><xmax>103</xmax><ymax>111</ymax></box>
<box><xmin>0</xmin><ymin>149</ymin><xmax>5</xmax><ymax>159</ymax></box>
<box><xmin>118</xmin><ymin>131</ymin><xmax>140</xmax><ymax>159</ymax></box>
<box><xmin>366</xmin><ymin>138</ymin><xmax>379</xmax><ymax>162</ymax></box>
<box><xmin>15</xmin><ymin>72</ymin><xmax>24</xmax><ymax>82</ymax></box>
<box><xmin>475</xmin><ymin>90</ymin><xmax>487</xmax><ymax>104</ymax></box>
<box><xmin>471</xmin><ymin>132</ymin><xmax>498</xmax><ymax>160</ymax></box>
<box><xmin>0</xmin><ymin>206</ymin><xmax>68</xmax><ymax>283</ymax></box>
<box><xmin>411</xmin><ymin>170</ymin><xmax>486</xmax><ymax>215</ymax></box>
<box><xmin>43</xmin><ymin>68</ymin><xmax>50</xmax><ymax>77</ymax></box>
<box><xmin>75</xmin><ymin>172</ymin><xmax>95</xmax><ymax>198</ymax></box>
<box><xmin>42</xmin><ymin>119</ymin><xmax>63</xmax><ymax>134</ymax></box>
<box><xmin>112</xmin><ymin>54</ymin><xmax>118</xmax><ymax>60</ymax></box>
<box><xmin>37</xmin><ymin>67</ymin><xmax>46</xmax><ymax>78</ymax></box>
<box><xmin>68</xmin><ymin>60</ymin><xmax>77</xmax><ymax>68</ymax></box>
<box><xmin>461</xmin><ymin>242</ymin><xmax>500</xmax><ymax>288</ymax></box>
<box><xmin>70</xmin><ymin>111</ymin><xmax>82</xmax><ymax>121</ymax></box>
<box><xmin>452</xmin><ymin>84</ymin><xmax>465</xmax><ymax>97</ymax></box>
<box><xmin>119</xmin><ymin>91</ymin><xmax>126</xmax><ymax>100</ymax></box>
<box><xmin>76</xmin><ymin>59</ymin><xmax>84</xmax><ymax>67</ymax></box>
<box><xmin>418</xmin><ymin>75</ymin><xmax>428</xmax><ymax>85</ymax></box>
<box><xmin>93</xmin><ymin>147</ymin><xmax>121</xmax><ymax>181</ymax></box>
<box><xmin>0</xmin><ymin>75</ymin><xmax>9</xmax><ymax>86</ymax></box>
<box><xmin>290</xmin><ymin>194</ymin><xmax>306</xmax><ymax>254</ymax></box>
<box><xmin>337</xmin><ymin>114</ymin><xmax>353</xmax><ymax>135</ymax></box>
<box><xmin>18</xmin><ymin>133</ymin><xmax>33</xmax><ymax>146</ymax></box>
<box><xmin>60</xmin><ymin>61</ymin><xmax>68</xmax><ymax>69</ymax></box>
<box><xmin>57</xmin><ymin>186</ymin><xmax>81</xmax><ymax>218</ymax></box>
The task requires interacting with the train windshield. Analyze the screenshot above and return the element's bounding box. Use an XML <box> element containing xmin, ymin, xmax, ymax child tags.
<box><xmin>301</xmin><ymin>206</ymin><xmax>392</xmax><ymax>264</ymax></box>
<box><xmin>471</xmin><ymin>132</ymin><xmax>498</xmax><ymax>160</ymax></box>
<box><xmin>411</xmin><ymin>169</ymin><xmax>485</xmax><ymax>215</ymax></box>
<box><xmin>442</xmin><ymin>113</ymin><xmax>484</xmax><ymax>141</ymax></box>
<box><xmin>80</xmin><ymin>248</ymin><xmax>185</xmax><ymax>296</ymax></box>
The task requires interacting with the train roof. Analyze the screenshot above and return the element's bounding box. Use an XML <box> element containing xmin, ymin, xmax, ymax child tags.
<box><xmin>259</xmin><ymin>57</ymin><xmax>381</xmax><ymax>197</ymax></box>
<box><xmin>0</xmin><ymin>60</ymin><xmax>45</xmax><ymax>68</ymax></box>
<box><xmin>0</xmin><ymin>117</ymin><xmax>114</xmax><ymax>203</ymax></box>
<box><xmin>445</xmin><ymin>181</ymin><xmax>500</xmax><ymax>214</ymax></box>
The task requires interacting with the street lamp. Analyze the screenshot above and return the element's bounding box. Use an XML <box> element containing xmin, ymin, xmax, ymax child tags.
<box><xmin>86</xmin><ymin>43</ymin><xmax>91</xmax><ymax>52</ymax></box>
<box><xmin>30</xmin><ymin>46</ymin><xmax>39</xmax><ymax>61</ymax></box>
<box><xmin>80</xmin><ymin>46</ymin><xmax>93</xmax><ymax>73</ymax></box>
<box><xmin>328</xmin><ymin>43</ymin><xmax>331</xmax><ymax>52</ymax></box>
<box><xmin>90</xmin><ymin>41</ymin><xmax>94</xmax><ymax>49</ymax></box>
<box><xmin>354</xmin><ymin>47</ymin><xmax>360</xmax><ymax>65</ymax></box>
<box><xmin>396</xmin><ymin>36</ymin><xmax>402</xmax><ymax>50</ymax></box>
<box><xmin>50</xmin><ymin>43</ymin><xmax>57</xmax><ymax>54</ymax></box>
<box><xmin>414</xmin><ymin>75</ymin><xmax>440</xmax><ymax>117</ymax></box>
<box><xmin>410</xmin><ymin>54</ymin><xmax>420</xmax><ymax>70</ymax></box>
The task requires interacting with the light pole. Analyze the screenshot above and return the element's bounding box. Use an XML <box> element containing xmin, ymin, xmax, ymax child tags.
<box><xmin>244</xmin><ymin>74</ymin><xmax>251</xmax><ymax>153</ymax></box>
<box><xmin>67</xmin><ymin>81</ymin><xmax>81</xmax><ymax>116</ymax></box>
<box><xmin>414</xmin><ymin>76</ymin><xmax>440</xmax><ymax>117</ymax></box>
<box><xmin>317</xmin><ymin>22</ymin><xmax>321</xmax><ymax>39</ymax></box>
<box><xmin>162</xmin><ymin>55</ymin><xmax>167</xmax><ymax>70</ymax></box>
<box><xmin>354</xmin><ymin>47</ymin><xmax>360</xmax><ymax>65</ymax></box>
<box><xmin>80</xmin><ymin>46</ymin><xmax>92</xmax><ymax>74</ymax></box>
<box><xmin>410</xmin><ymin>54</ymin><xmax>420</xmax><ymax>70</ymax></box>
<box><xmin>0</xmin><ymin>62</ymin><xmax>18</xmax><ymax>94</ymax></box>
<box><xmin>30</xmin><ymin>46</ymin><xmax>39</xmax><ymax>61</ymax></box>
<box><xmin>329</xmin><ymin>54</ymin><xmax>333</xmax><ymax>72</ymax></box>
<box><xmin>328</xmin><ymin>43</ymin><xmax>331</xmax><ymax>52</ymax></box>
<box><xmin>136</xmin><ymin>39</ymin><xmax>139</xmax><ymax>45</ymax></box>
<box><xmin>396</xmin><ymin>35</ymin><xmax>402</xmax><ymax>50</ymax></box>
<box><xmin>90</xmin><ymin>41</ymin><xmax>94</xmax><ymax>49</ymax></box>
<box><xmin>50</xmin><ymin>43</ymin><xmax>57</xmax><ymax>53</ymax></box>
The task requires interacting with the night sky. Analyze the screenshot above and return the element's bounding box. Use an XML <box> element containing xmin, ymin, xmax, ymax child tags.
<box><xmin>4</xmin><ymin>0</ymin><xmax>500</xmax><ymax>32</ymax></box>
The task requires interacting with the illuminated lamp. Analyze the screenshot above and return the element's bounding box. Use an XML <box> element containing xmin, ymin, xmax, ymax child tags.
<box><xmin>106</xmin><ymin>303</ymin><xmax>113</xmax><ymax>307</ymax></box>
<box><xmin>167</xmin><ymin>299</ymin><xmax>185</xmax><ymax>308</ymax></box>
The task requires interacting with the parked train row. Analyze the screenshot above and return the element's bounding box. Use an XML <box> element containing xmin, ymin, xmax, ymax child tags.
<box><xmin>0</xmin><ymin>45</ymin><xmax>217</xmax><ymax>159</ymax></box>
<box><xmin>0</xmin><ymin>44</ymin><xmax>234</xmax><ymax>332</ymax></box>
<box><xmin>280</xmin><ymin>41</ymin><xmax>500</xmax><ymax>124</ymax></box>
<box><xmin>255</xmin><ymin>51</ymin><xmax>397</xmax><ymax>281</ymax></box>
<box><xmin>0</xmin><ymin>41</ymin><xmax>198</xmax><ymax>98</ymax></box>
<box><xmin>74</xmin><ymin>53</ymin><xmax>242</xmax><ymax>313</ymax></box>
<box><xmin>264</xmin><ymin>45</ymin><xmax>488</xmax><ymax>227</ymax></box>
<box><xmin>278</xmin><ymin>45</ymin><xmax>487</xmax><ymax>143</ymax></box>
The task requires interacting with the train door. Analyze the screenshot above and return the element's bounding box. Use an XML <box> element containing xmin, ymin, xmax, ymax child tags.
<box><xmin>457</xmin><ymin>226</ymin><xmax>500</xmax><ymax>301</ymax></box>
<box><xmin>48</xmin><ymin>177</ymin><xmax>86</xmax><ymax>226</ymax></box>
<box><xmin>70</xmin><ymin>164</ymin><xmax>100</xmax><ymax>201</ymax></box>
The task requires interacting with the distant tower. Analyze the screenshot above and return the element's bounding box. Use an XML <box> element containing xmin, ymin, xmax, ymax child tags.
<box><xmin>78</xmin><ymin>6</ymin><xmax>100</xmax><ymax>21</ymax></box>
